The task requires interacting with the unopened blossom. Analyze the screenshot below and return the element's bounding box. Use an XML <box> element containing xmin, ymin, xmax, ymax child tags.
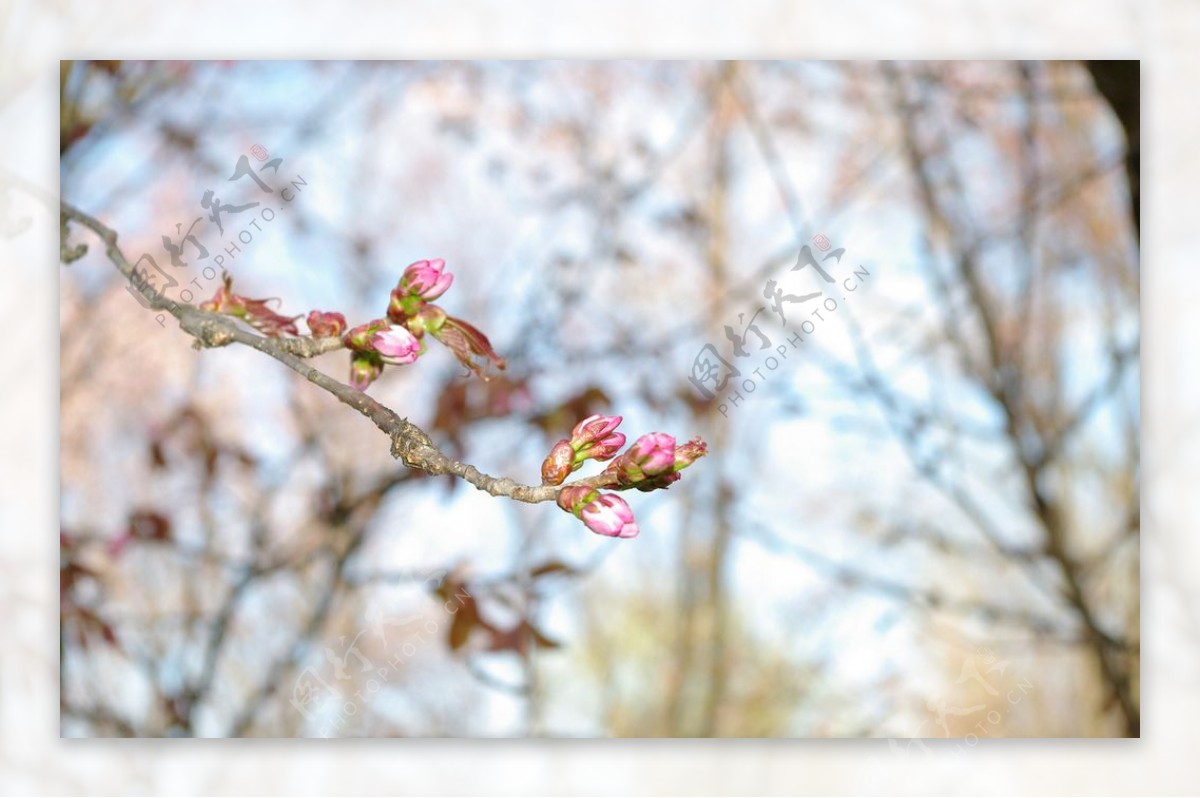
<box><xmin>571</xmin><ymin>414</ymin><xmax>622</xmax><ymax>447</ymax></box>
<box><xmin>555</xmin><ymin>486</ymin><xmax>639</xmax><ymax>539</ymax></box>
<box><xmin>541</xmin><ymin>439</ymin><xmax>575</xmax><ymax>486</ymax></box>
<box><xmin>371</xmin><ymin>325</ymin><xmax>422</xmax><ymax>365</ymax></box>
<box><xmin>344</xmin><ymin>319</ymin><xmax>422</xmax><ymax>368</ymax></box>
<box><xmin>611</xmin><ymin>432</ymin><xmax>677</xmax><ymax>485</ymax></box>
<box><xmin>404</xmin><ymin>304</ymin><xmax>447</xmax><ymax>338</ymax></box>
<box><xmin>342</xmin><ymin>318</ymin><xmax>392</xmax><ymax>352</ymax></box>
<box><xmin>401</xmin><ymin>258</ymin><xmax>454</xmax><ymax>300</ymax></box>
<box><xmin>349</xmin><ymin>352</ymin><xmax>383</xmax><ymax>392</ymax></box>
<box><xmin>579</xmin><ymin>494</ymin><xmax>639</xmax><ymax>539</ymax></box>
<box><xmin>604</xmin><ymin>433</ymin><xmax>709</xmax><ymax>491</ymax></box>
<box><xmin>389</xmin><ymin>259</ymin><xmax>454</xmax><ymax>321</ymax></box>
<box><xmin>306</xmin><ymin>310</ymin><xmax>347</xmax><ymax>338</ymax></box>
<box><xmin>569</xmin><ymin>414</ymin><xmax>625</xmax><ymax>463</ymax></box>
<box><xmin>556</xmin><ymin>485</ymin><xmax>599</xmax><ymax>515</ymax></box>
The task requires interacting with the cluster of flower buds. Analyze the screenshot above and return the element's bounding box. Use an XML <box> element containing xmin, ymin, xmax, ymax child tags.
<box><xmin>541</xmin><ymin>414</ymin><xmax>707</xmax><ymax>539</ymax></box>
<box><xmin>602</xmin><ymin>433</ymin><xmax>708</xmax><ymax>492</ymax></box>
<box><xmin>339</xmin><ymin>317</ymin><xmax>425</xmax><ymax>390</ymax></box>
<box><xmin>200</xmin><ymin>273</ymin><xmax>300</xmax><ymax>336</ymax></box>
<box><xmin>384</xmin><ymin>259</ymin><xmax>506</xmax><ymax>384</ymax></box>
<box><xmin>540</xmin><ymin>414</ymin><xmax>627</xmax><ymax>485</ymax></box>
<box><xmin>200</xmin><ymin>262</ymin><xmax>504</xmax><ymax>393</ymax></box>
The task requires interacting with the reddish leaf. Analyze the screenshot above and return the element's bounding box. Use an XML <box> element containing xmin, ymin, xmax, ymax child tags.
<box><xmin>431</xmin><ymin>314</ymin><xmax>506</xmax><ymax>379</ymax></box>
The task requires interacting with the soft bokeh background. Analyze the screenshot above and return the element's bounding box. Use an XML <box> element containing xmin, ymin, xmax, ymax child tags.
<box><xmin>55</xmin><ymin>58</ymin><xmax>1139</xmax><ymax>741</ymax></box>
<box><xmin>1</xmin><ymin>0</ymin><xmax>1196</xmax><ymax>793</ymax></box>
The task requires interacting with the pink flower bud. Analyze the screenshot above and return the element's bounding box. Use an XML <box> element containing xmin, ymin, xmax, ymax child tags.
<box><xmin>306</xmin><ymin>310</ymin><xmax>347</xmax><ymax>338</ymax></box>
<box><xmin>401</xmin><ymin>258</ymin><xmax>454</xmax><ymax>301</ymax></box>
<box><xmin>557</xmin><ymin>485</ymin><xmax>600</xmax><ymax>515</ymax></box>
<box><xmin>612</xmin><ymin>432</ymin><xmax>677</xmax><ymax>484</ymax></box>
<box><xmin>571</xmin><ymin>414</ymin><xmax>623</xmax><ymax>447</ymax></box>
<box><xmin>388</xmin><ymin>286</ymin><xmax>417</xmax><ymax>323</ymax></box>
<box><xmin>598</xmin><ymin>434</ymin><xmax>706</xmax><ymax>492</ymax></box>
<box><xmin>555</xmin><ymin>487</ymin><xmax>639</xmax><ymax>538</ymax></box>
<box><xmin>569</xmin><ymin>414</ymin><xmax>626</xmax><ymax>463</ymax></box>
<box><xmin>632</xmin><ymin>432</ymin><xmax>677</xmax><ymax>473</ymax></box>
<box><xmin>343</xmin><ymin>318</ymin><xmax>391</xmax><ymax>352</ymax></box>
<box><xmin>579</xmin><ymin>494</ymin><xmax>639</xmax><ymax>538</ymax></box>
<box><xmin>541</xmin><ymin>439</ymin><xmax>575</xmax><ymax>486</ymax></box>
<box><xmin>578</xmin><ymin>432</ymin><xmax>626</xmax><ymax>463</ymax></box>
<box><xmin>371</xmin><ymin>325</ymin><xmax>422</xmax><ymax>365</ymax></box>
<box><xmin>349</xmin><ymin>353</ymin><xmax>383</xmax><ymax>392</ymax></box>
<box><xmin>405</xmin><ymin>304</ymin><xmax>447</xmax><ymax>338</ymax></box>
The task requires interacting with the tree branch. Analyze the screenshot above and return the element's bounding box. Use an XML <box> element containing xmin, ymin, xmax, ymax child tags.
<box><xmin>59</xmin><ymin>199</ymin><xmax>613</xmax><ymax>505</ymax></box>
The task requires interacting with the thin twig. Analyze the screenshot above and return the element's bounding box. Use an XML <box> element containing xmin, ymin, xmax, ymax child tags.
<box><xmin>59</xmin><ymin>199</ymin><xmax>614</xmax><ymax>505</ymax></box>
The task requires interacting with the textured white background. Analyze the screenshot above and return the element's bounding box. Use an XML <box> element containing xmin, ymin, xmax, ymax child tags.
<box><xmin>1</xmin><ymin>0</ymin><xmax>1194</xmax><ymax>794</ymax></box>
